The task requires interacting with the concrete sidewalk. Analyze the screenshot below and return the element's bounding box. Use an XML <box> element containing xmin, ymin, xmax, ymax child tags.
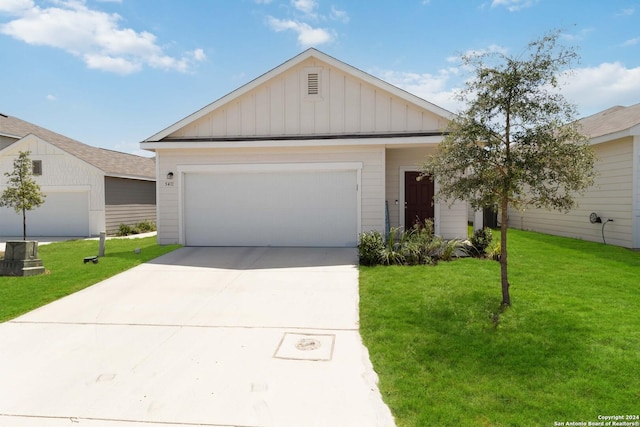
<box><xmin>0</xmin><ymin>247</ymin><xmax>395</xmax><ymax>426</ymax></box>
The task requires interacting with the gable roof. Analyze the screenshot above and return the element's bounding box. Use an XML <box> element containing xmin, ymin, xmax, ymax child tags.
<box><xmin>579</xmin><ymin>102</ymin><xmax>640</xmax><ymax>143</ymax></box>
<box><xmin>0</xmin><ymin>113</ymin><xmax>155</xmax><ymax>180</ymax></box>
<box><xmin>144</xmin><ymin>48</ymin><xmax>454</xmax><ymax>142</ymax></box>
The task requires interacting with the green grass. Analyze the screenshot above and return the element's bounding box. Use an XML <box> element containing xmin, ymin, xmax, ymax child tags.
<box><xmin>360</xmin><ymin>229</ymin><xmax>640</xmax><ymax>427</ymax></box>
<box><xmin>0</xmin><ymin>237</ymin><xmax>180</xmax><ymax>322</ymax></box>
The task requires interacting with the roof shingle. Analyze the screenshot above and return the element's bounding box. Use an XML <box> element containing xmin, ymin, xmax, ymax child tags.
<box><xmin>0</xmin><ymin>114</ymin><xmax>155</xmax><ymax>180</ymax></box>
<box><xmin>578</xmin><ymin>102</ymin><xmax>640</xmax><ymax>139</ymax></box>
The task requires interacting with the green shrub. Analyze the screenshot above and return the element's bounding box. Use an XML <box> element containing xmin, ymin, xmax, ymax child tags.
<box><xmin>358</xmin><ymin>230</ymin><xmax>385</xmax><ymax>266</ymax></box>
<box><xmin>488</xmin><ymin>242</ymin><xmax>501</xmax><ymax>261</ymax></box>
<box><xmin>137</xmin><ymin>220</ymin><xmax>156</xmax><ymax>232</ymax></box>
<box><xmin>470</xmin><ymin>227</ymin><xmax>493</xmax><ymax>256</ymax></box>
<box><xmin>117</xmin><ymin>223</ymin><xmax>133</xmax><ymax>236</ymax></box>
<box><xmin>379</xmin><ymin>227</ymin><xmax>406</xmax><ymax>265</ymax></box>
<box><xmin>439</xmin><ymin>239</ymin><xmax>465</xmax><ymax>261</ymax></box>
<box><xmin>358</xmin><ymin>219</ymin><xmax>463</xmax><ymax>266</ymax></box>
<box><xmin>116</xmin><ymin>220</ymin><xmax>156</xmax><ymax>236</ymax></box>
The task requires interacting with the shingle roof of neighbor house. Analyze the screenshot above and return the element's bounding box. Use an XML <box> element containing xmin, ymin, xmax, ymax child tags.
<box><xmin>0</xmin><ymin>113</ymin><xmax>155</xmax><ymax>180</ymax></box>
<box><xmin>578</xmin><ymin>102</ymin><xmax>640</xmax><ymax>140</ymax></box>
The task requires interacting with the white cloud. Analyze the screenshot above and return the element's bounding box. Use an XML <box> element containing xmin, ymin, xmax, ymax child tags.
<box><xmin>616</xmin><ymin>7</ymin><xmax>634</xmax><ymax>16</ymax></box>
<box><xmin>374</xmin><ymin>61</ymin><xmax>640</xmax><ymax>118</ymax></box>
<box><xmin>622</xmin><ymin>37</ymin><xmax>639</xmax><ymax>46</ymax></box>
<box><xmin>267</xmin><ymin>16</ymin><xmax>333</xmax><ymax>47</ymax></box>
<box><xmin>559</xmin><ymin>62</ymin><xmax>640</xmax><ymax>116</ymax></box>
<box><xmin>254</xmin><ymin>0</ymin><xmax>273</xmax><ymax>3</ymax></box>
<box><xmin>0</xmin><ymin>0</ymin><xmax>204</xmax><ymax>74</ymax></box>
<box><xmin>0</xmin><ymin>0</ymin><xmax>34</xmax><ymax>14</ymax></box>
<box><xmin>491</xmin><ymin>0</ymin><xmax>537</xmax><ymax>12</ymax></box>
<box><xmin>330</xmin><ymin>6</ymin><xmax>349</xmax><ymax>23</ymax></box>
<box><xmin>191</xmin><ymin>48</ymin><xmax>206</xmax><ymax>61</ymax></box>
<box><xmin>292</xmin><ymin>0</ymin><xmax>317</xmax><ymax>17</ymax></box>
<box><xmin>46</xmin><ymin>94</ymin><xmax>57</xmax><ymax>101</ymax></box>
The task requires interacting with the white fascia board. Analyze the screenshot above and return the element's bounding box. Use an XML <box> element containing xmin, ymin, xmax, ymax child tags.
<box><xmin>105</xmin><ymin>173</ymin><xmax>156</xmax><ymax>182</ymax></box>
<box><xmin>590</xmin><ymin>124</ymin><xmax>640</xmax><ymax>145</ymax></box>
<box><xmin>141</xmin><ymin>135</ymin><xmax>444</xmax><ymax>151</ymax></box>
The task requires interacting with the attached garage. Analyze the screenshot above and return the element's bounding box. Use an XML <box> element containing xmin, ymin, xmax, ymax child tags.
<box><xmin>181</xmin><ymin>163</ymin><xmax>360</xmax><ymax>247</ymax></box>
<box><xmin>0</xmin><ymin>190</ymin><xmax>90</xmax><ymax>237</ymax></box>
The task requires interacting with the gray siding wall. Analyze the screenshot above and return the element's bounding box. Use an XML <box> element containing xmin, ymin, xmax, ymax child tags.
<box><xmin>105</xmin><ymin>177</ymin><xmax>156</xmax><ymax>234</ymax></box>
<box><xmin>0</xmin><ymin>136</ymin><xmax>17</xmax><ymax>150</ymax></box>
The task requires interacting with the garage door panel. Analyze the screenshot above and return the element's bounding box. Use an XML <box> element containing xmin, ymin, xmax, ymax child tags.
<box><xmin>0</xmin><ymin>191</ymin><xmax>89</xmax><ymax>237</ymax></box>
<box><xmin>184</xmin><ymin>170</ymin><xmax>357</xmax><ymax>247</ymax></box>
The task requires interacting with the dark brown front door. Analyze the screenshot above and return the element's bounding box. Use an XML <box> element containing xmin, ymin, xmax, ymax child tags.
<box><xmin>404</xmin><ymin>171</ymin><xmax>434</xmax><ymax>228</ymax></box>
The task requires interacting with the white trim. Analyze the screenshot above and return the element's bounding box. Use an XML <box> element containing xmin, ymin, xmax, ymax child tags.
<box><xmin>141</xmin><ymin>135</ymin><xmax>444</xmax><ymax>152</ymax></box>
<box><xmin>398</xmin><ymin>166</ymin><xmax>440</xmax><ymax>235</ymax></box>
<box><xmin>177</xmin><ymin>162</ymin><xmax>363</xmax><ymax>246</ymax></box>
<box><xmin>105</xmin><ymin>173</ymin><xmax>155</xmax><ymax>182</ymax></box>
<box><xmin>590</xmin><ymin>123</ymin><xmax>640</xmax><ymax>145</ymax></box>
<box><xmin>155</xmin><ymin>158</ymin><xmax>161</xmax><ymax>245</ymax></box>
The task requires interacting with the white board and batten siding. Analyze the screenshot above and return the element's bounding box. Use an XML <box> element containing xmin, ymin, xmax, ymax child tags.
<box><xmin>508</xmin><ymin>137</ymin><xmax>636</xmax><ymax>248</ymax></box>
<box><xmin>167</xmin><ymin>58</ymin><xmax>447</xmax><ymax>139</ymax></box>
<box><xmin>0</xmin><ymin>135</ymin><xmax>104</xmax><ymax>237</ymax></box>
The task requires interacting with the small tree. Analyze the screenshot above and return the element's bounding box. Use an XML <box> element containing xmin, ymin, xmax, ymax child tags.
<box><xmin>422</xmin><ymin>31</ymin><xmax>596</xmax><ymax>307</ymax></box>
<box><xmin>0</xmin><ymin>151</ymin><xmax>46</xmax><ymax>240</ymax></box>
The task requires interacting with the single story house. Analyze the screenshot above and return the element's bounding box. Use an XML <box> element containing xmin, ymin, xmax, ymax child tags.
<box><xmin>0</xmin><ymin>113</ymin><xmax>156</xmax><ymax>237</ymax></box>
<box><xmin>508</xmin><ymin>103</ymin><xmax>640</xmax><ymax>249</ymax></box>
<box><xmin>141</xmin><ymin>48</ymin><xmax>468</xmax><ymax>247</ymax></box>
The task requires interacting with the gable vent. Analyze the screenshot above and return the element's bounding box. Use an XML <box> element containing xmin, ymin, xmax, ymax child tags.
<box><xmin>307</xmin><ymin>73</ymin><xmax>319</xmax><ymax>95</ymax></box>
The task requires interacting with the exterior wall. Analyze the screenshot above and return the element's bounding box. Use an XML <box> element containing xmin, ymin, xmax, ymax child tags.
<box><xmin>385</xmin><ymin>146</ymin><xmax>468</xmax><ymax>240</ymax></box>
<box><xmin>633</xmin><ymin>136</ymin><xmax>640</xmax><ymax>248</ymax></box>
<box><xmin>508</xmin><ymin>137</ymin><xmax>635</xmax><ymax>248</ymax></box>
<box><xmin>105</xmin><ymin>177</ymin><xmax>156</xmax><ymax>234</ymax></box>
<box><xmin>0</xmin><ymin>135</ymin><xmax>105</xmax><ymax>235</ymax></box>
<box><xmin>155</xmin><ymin>145</ymin><xmax>385</xmax><ymax>245</ymax></box>
<box><xmin>169</xmin><ymin>57</ymin><xmax>447</xmax><ymax>139</ymax></box>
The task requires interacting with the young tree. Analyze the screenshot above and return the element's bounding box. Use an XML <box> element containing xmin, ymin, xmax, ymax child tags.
<box><xmin>0</xmin><ymin>151</ymin><xmax>46</xmax><ymax>240</ymax></box>
<box><xmin>422</xmin><ymin>31</ymin><xmax>596</xmax><ymax>307</ymax></box>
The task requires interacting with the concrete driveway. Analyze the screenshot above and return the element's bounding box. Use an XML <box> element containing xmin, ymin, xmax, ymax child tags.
<box><xmin>0</xmin><ymin>247</ymin><xmax>395</xmax><ymax>427</ymax></box>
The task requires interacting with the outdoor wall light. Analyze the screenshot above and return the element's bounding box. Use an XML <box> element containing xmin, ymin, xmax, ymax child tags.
<box><xmin>166</xmin><ymin>172</ymin><xmax>174</xmax><ymax>180</ymax></box>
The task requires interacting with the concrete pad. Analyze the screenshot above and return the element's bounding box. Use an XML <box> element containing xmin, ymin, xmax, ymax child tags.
<box><xmin>0</xmin><ymin>247</ymin><xmax>395</xmax><ymax>427</ymax></box>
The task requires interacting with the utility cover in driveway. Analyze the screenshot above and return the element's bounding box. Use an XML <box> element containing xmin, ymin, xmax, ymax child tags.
<box><xmin>184</xmin><ymin>169</ymin><xmax>358</xmax><ymax>247</ymax></box>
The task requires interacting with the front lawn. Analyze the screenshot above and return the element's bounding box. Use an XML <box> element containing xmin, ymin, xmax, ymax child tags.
<box><xmin>360</xmin><ymin>229</ymin><xmax>640</xmax><ymax>426</ymax></box>
<box><xmin>0</xmin><ymin>237</ymin><xmax>180</xmax><ymax>322</ymax></box>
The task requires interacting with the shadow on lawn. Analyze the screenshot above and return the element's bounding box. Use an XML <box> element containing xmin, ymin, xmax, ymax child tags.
<box><xmin>513</xmin><ymin>231</ymin><xmax>640</xmax><ymax>268</ymax></box>
<box><xmin>414</xmin><ymin>292</ymin><xmax>589</xmax><ymax>377</ymax></box>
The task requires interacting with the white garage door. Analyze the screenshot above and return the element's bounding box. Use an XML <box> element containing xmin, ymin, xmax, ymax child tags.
<box><xmin>184</xmin><ymin>169</ymin><xmax>358</xmax><ymax>247</ymax></box>
<box><xmin>0</xmin><ymin>191</ymin><xmax>90</xmax><ymax>237</ymax></box>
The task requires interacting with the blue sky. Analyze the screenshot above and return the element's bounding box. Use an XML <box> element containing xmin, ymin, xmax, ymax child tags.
<box><xmin>1</xmin><ymin>0</ymin><xmax>639</xmax><ymax>157</ymax></box>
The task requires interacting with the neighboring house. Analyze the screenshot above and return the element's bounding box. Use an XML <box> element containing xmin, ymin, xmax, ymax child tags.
<box><xmin>508</xmin><ymin>103</ymin><xmax>640</xmax><ymax>249</ymax></box>
<box><xmin>141</xmin><ymin>48</ymin><xmax>468</xmax><ymax>247</ymax></box>
<box><xmin>0</xmin><ymin>113</ymin><xmax>156</xmax><ymax>237</ymax></box>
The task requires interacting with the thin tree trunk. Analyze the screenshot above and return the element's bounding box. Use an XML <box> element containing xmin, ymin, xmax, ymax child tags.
<box><xmin>500</xmin><ymin>197</ymin><xmax>510</xmax><ymax>306</ymax></box>
<box><xmin>22</xmin><ymin>207</ymin><xmax>26</xmax><ymax>241</ymax></box>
